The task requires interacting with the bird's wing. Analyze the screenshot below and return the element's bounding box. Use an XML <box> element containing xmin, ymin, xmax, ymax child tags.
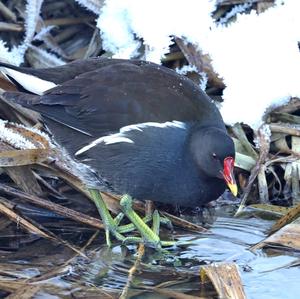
<box><xmin>2</xmin><ymin>60</ymin><xmax>224</xmax><ymax>153</ymax></box>
<box><xmin>10</xmin><ymin>61</ymin><xmax>221</xmax><ymax>130</ymax></box>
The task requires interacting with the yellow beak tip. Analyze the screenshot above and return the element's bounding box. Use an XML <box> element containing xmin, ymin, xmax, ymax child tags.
<box><xmin>228</xmin><ymin>183</ymin><xmax>238</xmax><ymax>197</ymax></box>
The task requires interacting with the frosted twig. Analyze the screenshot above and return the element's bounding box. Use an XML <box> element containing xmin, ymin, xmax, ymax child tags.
<box><xmin>17</xmin><ymin>0</ymin><xmax>45</xmax><ymax>61</ymax></box>
<box><xmin>175</xmin><ymin>64</ymin><xmax>197</xmax><ymax>75</ymax></box>
<box><xmin>0</xmin><ymin>0</ymin><xmax>44</xmax><ymax>65</ymax></box>
<box><xmin>33</xmin><ymin>25</ymin><xmax>55</xmax><ymax>41</ymax></box>
<box><xmin>0</xmin><ymin>120</ymin><xmax>36</xmax><ymax>150</ymax></box>
<box><xmin>199</xmin><ymin>71</ymin><xmax>208</xmax><ymax>91</ymax></box>
<box><xmin>218</xmin><ymin>2</ymin><xmax>253</xmax><ymax>24</ymax></box>
<box><xmin>75</xmin><ymin>0</ymin><xmax>104</xmax><ymax>14</ymax></box>
<box><xmin>27</xmin><ymin>45</ymin><xmax>65</xmax><ymax>67</ymax></box>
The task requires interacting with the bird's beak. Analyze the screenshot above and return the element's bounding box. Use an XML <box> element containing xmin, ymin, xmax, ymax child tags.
<box><xmin>223</xmin><ymin>157</ymin><xmax>238</xmax><ymax>196</ymax></box>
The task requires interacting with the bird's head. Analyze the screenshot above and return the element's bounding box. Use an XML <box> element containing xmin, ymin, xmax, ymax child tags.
<box><xmin>190</xmin><ymin>127</ymin><xmax>237</xmax><ymax>196</ymax></box>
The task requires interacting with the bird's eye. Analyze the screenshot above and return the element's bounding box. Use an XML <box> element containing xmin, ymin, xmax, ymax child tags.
<box><xmin>212</xmin><ymin>153</ymin><xmax>217</xmax><ymax>159</ymax></box>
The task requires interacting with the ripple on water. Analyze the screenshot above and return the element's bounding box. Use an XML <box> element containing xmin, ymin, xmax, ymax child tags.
<box><xmin>179</xmin><ymin>216</ymin><xmax>270</xmax><ymax>262</ymax></box>
<box><xmin>68</xmin><ymin>215</ymin><xmax>300</xmax><ymax>299</ymax></box>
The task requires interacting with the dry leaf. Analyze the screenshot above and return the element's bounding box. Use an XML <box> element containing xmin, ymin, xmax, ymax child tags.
<box><xmin>200</xmin><ymin>263</ymin><xmax>246</xmax><ymax>299</ymax></box>
<box><xmin>270</xmin><ymin>202</ymin><xmax>300</xmax><ymax>234</ymax></box>
<box><xmin>252</xmin><ymin>216</ymin><xmax>300</xmax><ymax>251</ymax></box>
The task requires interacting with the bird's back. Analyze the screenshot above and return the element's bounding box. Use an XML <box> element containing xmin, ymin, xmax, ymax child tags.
<box><xmin>2</xmin><ymin>59</ymin><xmax>225</xmax><ymax>155</ymax></box>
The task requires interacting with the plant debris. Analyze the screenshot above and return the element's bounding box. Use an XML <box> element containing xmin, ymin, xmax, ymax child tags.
<box><xmin>0</xmin><ymin>0</ymin><xmax>300</xmax><ymax>298</ymax></box>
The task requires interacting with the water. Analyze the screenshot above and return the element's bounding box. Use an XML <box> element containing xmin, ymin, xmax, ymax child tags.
<box><xmin>0</xmin><ymin>211</ymin><xmax>299</xmax><ymax>298</ymax></box>
<box><xmin>67</xmin><ymin>216</ymin><xmax>300</xmax><ymax>298</ymax></box>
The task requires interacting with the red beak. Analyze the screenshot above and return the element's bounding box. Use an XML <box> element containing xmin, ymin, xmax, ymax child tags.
<box><xmin>223</xmin><ymin>157</ymin><xmax>237</xmax><ymax>196</ymax></box>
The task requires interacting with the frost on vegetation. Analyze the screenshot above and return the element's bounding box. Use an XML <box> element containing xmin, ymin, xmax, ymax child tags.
<box><xmin>199</xmin><ymin>72</ymin><xmax>208</xmax><ymax>91</ymax></box>
<box><xmin>23</xmin><ymin>0</ymin><xmax>44</xmax><ymax>46</ymax></box>
<box><xmin>0</xmin><ymin>41</ymin><xmax>23</xmax><ymax>65</ymax></box>
<box><xmin>75</xmin><ymin>0</ymin><xmax>104</xmax><ymax>14</ymax></box>
<box><xmin>176</xmin><ymin>65</ymin><xmax>207</xmax><ymax>90</ymax></box>
<box><xmin>0</xmin><ymin>119</ymin><xmax>55</xmax><ymax>150</ymax></box>
<box><xmin>0</xmin><ymin>120</ymin><xmax>36</xmax><ymax>150</ymax></box>
<box><xmin>28</xmin><ymin>46</ymin><xmax>65</xmax><ymax>67</ymax></box>
<box><xmin>218</xmin><ymin>2</ymin><xmax>253</xmax><ymax>24</ymax></box>
<box><xmin>253</xmin><ymin>124</ymin><xmax>271</xmax><ymax>148</ymax></box>
<box><xmin>17</xmin><ymin>121</ymin><xmax>55</xmax><ymax>148</ymax></box>
<box><xmin>33</xmin><ymin>25</ymin><xmax>55</xmax><ymax>41</ymax></box>
<box><xmin>0</xmin><ymin>0</ymin><xmax>43</xmax><ymax>65</ymax></box>
<box><xmin>175</xmin><ymin>64</ymin><xmax>197</xmax><ymax>76</ymax></box>
<box><xmin>260</xmin><ymin>124</ymin><xmax>271</xmax><ymax>142</ymax></box>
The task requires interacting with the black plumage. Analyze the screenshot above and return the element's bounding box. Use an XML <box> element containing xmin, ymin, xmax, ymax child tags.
<box><xmin>0</xmin><ymin>58</ymin><xmax>235</xmax><ymax>207</ymax></box>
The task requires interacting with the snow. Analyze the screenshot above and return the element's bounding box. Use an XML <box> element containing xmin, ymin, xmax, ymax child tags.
<box><xmin>98</xmin><ymin>0</ymin><xmax>300</xmax><ymax>129</ymax></box>
<box><xmin>209</xmin><ymin>1</ymin><xmax>300</xmax><ymax>129</ymax></box>
<box><xmin>97</xmin><ymin>0</ymin><xmax>215</xmax><ymax>62</ymax></box>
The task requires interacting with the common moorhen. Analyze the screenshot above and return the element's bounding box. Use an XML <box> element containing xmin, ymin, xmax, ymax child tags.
<box><xmin>0</xmin><ymin>58</ymin><xmax>237</xmax><ymax>247</ymax></box>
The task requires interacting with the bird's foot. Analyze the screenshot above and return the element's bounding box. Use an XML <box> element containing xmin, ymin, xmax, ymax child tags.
<box><xmin>120</xmin><ymin>194</ymin><xmax>175</xmax><ymax>249</ymax></box>
<box><xmin>117</xmin><ymin>213</ymin><xmax>172</xmax><ymax>234</ymax></box>
<box><xmin>89</xmin><ymin>189</ymin><xmax>126</xmax><ymax>246</ymax></box>
<box><xmin>116</xmin><ymin>214</ymin><xmax>152</xmax><ymax>233</ymax></box>
<box><xmin>89</xmin><ymin>189</ymin><xmax>175</xmax><ymax>249</ymax></box>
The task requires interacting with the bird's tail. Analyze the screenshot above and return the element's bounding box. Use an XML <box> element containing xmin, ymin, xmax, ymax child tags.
<box><xmin>0</xmin><ymin>62</ymin><xmax>56</xmax><ymax>95</ymax></box>
<box><xmin>2</xmin><ymin>90</ymin><xmax>41</xmax><ymax>107</ymax></box>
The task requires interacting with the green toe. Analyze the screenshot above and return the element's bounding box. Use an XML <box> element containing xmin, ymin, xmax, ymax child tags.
<box><xmin>120</xmin><ymin>194</ymin><xmax>161</xmax><ymax>248</ymax></box>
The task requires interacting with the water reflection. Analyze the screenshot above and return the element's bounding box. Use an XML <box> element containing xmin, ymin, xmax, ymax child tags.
<box><xmin>69</xmin><ymin>215</ymin><xmax>300</xmax><ymax>298</ymax></box>
<box><xmin>0</xmin><ymin>210</ymin><xmax>299</xmax><ymax>298</ymax></box>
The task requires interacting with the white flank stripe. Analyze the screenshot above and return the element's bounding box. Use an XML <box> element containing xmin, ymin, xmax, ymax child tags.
<box><xmin>0</xmin><ymin>67</ymin><xmax>57</xmax><ymax>95</ymax></box>
<box><xmin>75</xmin><ymin>121</ymin><xmax>186</xmax><ymax>156</ymax></box>
<box><xmin>75</xmin><ymin>135</ymin><xmax>133</xmax><ymax>156</ymax></box>
<box><xmin>102</xmin><ymin>136</ymin><xmax>134</xmax><ymax>145</ymax></box>
<box><xmin>120</xmin><ymin>121</ymin><xmax>186</xmax><ymax>133</ymax></box>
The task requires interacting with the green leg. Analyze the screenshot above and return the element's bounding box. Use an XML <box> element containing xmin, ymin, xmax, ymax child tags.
<box><xmin>89</xmin><ymin>189</ymin><xmax>176</xmax><ymax>248</ymax></box>
<box><xmin>89</xmin><ymin>189</ymin><xmax>125</xmax><ymax>245</ymax></box>
<box><xmin>120</xmin><ymin>194</ymin><xmax>161</xmax><ymax>248</ymax></box>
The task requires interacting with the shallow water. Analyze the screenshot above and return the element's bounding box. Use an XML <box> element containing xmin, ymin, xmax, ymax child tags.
<box><xmin>76</xmin><ymin>216</ymin><xmax>300</xmax><ymax>299</ymax></box>
<box><xmin>0</xmin><ymin>209</ymin><xmax>299</xmax><ymax>298</ymax></box>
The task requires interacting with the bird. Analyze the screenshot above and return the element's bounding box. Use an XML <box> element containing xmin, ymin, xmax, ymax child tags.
<box><xmin>0</xmin><ymin>58</ymin><xmax>237</xmax><ymax>248</ymax></box>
